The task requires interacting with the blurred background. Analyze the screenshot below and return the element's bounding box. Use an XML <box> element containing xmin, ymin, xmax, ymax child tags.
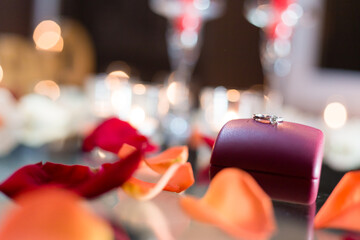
<box><xmin>0</xmin><ymin>0</ymin><xmax>263</xmax><ymax>90</ymax></box>
<box><xmin>0</xmin><ymin>0</ymin><xmax>360</xmax><ymax>173</ymax></box>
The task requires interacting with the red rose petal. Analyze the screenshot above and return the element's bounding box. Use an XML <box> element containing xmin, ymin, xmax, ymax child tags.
<box><xmin>189</xmin><ymin>130</ymin><xmax>215</xmax><ymax>149</ymax></box>
<box><xmin>0</xmin><ymin>149</ymin><xmax>142</xmax><ymax>199</ymax></box>
<box><xmin>82</xmin><ymin>117</ymin><xmax>157</xmax><ymax>154</ymax></box>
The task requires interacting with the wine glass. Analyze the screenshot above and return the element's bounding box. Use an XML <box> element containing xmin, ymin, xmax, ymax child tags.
<box><xmin>149</xmin><ymin>0</ymin><xmax>226</xmax><ymax>80</ymax></box>
<box><xmin>244</xmin><ymin>0</ymin><xmax>303</xmax><ymax>113</ymax></box>
<box><xmin>149</xmin><ymin>0</ymin><xmax>226</xmax><ymax>144</ymax></box>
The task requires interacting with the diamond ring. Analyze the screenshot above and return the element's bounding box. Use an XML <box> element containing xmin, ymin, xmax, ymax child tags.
<box><xmin>252</xmin><ymin>114</ymin><xmax>284</xmax><ymax>125</ymax></box>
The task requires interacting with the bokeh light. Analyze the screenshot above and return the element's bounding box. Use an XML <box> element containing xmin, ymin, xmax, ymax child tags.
<box><xmin>34</xmin><ymin>80</ymin><xmax>61</xmax><ymax>101</ymax></box>
<box><xmin>108</xmin><ymin>71</ymin><xmax>129</xmax><ymax>79</ymax></box>
<box><xmin>106</xmin><ymin>71</ymin><xmax>130</xmax><ymax>89</ymax></box>
<box><xmin>33</xmin><ymin>20</ymin><xmax>63</xmax><ymax>52</ymax></box>
<box><xmin>133</xmin><ymin>84</ymin><xmax>146</xmax><ymax>95</ymax></box>
<box><xmin>226</xmin><ymin>89</ymin><xmax>240</xmax><ymax>102</ymax></box>
<box><xmin>193</xmin><ymin>0</ymin><xmax>210</xmax><ymax>10</ymax></box>
<box><xmin>0</xmin><ymin>65</ymin><xmax>3</xmax><ymax>83</ymax></box>
<box><xmin>324</xmin><ymin>102</ymin><xmax>347</xmax><ymax>129</ymax></box>
<box><xmin>180</xmin><ymin>30</ymin><xmax>198</xmax><ymax>48</ymax></box>
<box><xmin>129</xmin><ymin>106</ymin><xmax>146</xmax><ymax>128</ymax></box>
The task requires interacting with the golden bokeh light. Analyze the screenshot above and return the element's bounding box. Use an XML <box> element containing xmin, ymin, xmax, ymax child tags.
<box><xmin>324</xmin><ymin>102</ymin><xmax>347</xmax><ymax>129</ymax></box>
<box><xmin>227</xmin><ymin>89</ymin><xmax>240</xmax><ymax>102</ymax></box>
<box><xmin>33</xmin><ymin>20</ymin><xmax>61</xmax><ymax>40</ymax></box>
<box><xmin>108</xmin><ymin>71</ymin><xmax>129</xmax><ymax>79</ymax></box>
<box><xmin>105</xmin><ymin>71</ymin><xmax>130</xmax><ymax>89</ymax></box>
<box><xmin>34</xmin><ymin>80</ymin><xmax>61</xmax><ymax>101</ymax></box>
<box><xmin>133</xmin><ymin>84</ymin><xmax>146</xmax><ymax>95</ymax></box>
<box><xmin>33</xmin><ymin>20</ymin><xmax>63</xmax><ymax>52</ymax></box>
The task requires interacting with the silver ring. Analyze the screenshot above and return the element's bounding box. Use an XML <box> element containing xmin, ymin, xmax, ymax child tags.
<box><xmin>252</xmin><ymin>114</ymin><xmax>283</xmax><ymax>125</ymax></box>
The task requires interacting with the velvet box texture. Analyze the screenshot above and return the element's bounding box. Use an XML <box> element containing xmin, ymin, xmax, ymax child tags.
<box><xmin>210</xmin><ymin>118</ymin><xmax>324</xmax><ymax>204</ymax></box>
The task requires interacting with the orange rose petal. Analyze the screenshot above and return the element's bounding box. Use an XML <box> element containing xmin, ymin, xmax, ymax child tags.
<box><xmin>144</xmin><ymin>146</ymin><xmax>188</xmax><ymax>174</ymax></box>
<box><xmin>180</xmin><ymin>168</ymin><xmax>276</xmax><ymax>240</ymax></box>
<box><xmin>121</xmin><ymin>162</ymin><xmax>194</xmax><ymax>201</ymax></box>
<box><xmin>118</xmin><ymin>143</ymin><xmax>137</xmax><ymax>159</ymax></box>
<box><xmin>0</xmin><ymin>187</ymin><xmax>114</xmax><ymax>240</ymax></box>
<box><xmin>315</xmin><ymin>171</ymin><xmax>360</xmax><ymax>232</ymax></box>
<box><xmin>163</xmin><ymin>162</ymin><xmax>194</xmax><ymax>193</ymax></box>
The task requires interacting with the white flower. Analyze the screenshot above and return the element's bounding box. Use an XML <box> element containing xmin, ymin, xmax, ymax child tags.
<box><xmin>18</xmin><ymin>94</ymin><xmax>72</xmax><ymax>147</ymax></box>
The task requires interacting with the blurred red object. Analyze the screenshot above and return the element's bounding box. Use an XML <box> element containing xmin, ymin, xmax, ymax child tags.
<box><xmin>82</xmin><ymin>117</ymin><xmax>157</xmax><ymax>154</ymax></box>
<box><xmin>0</xmin><ymin>149</ymin><xmax>142</xmax><ymax>199</ymax></box>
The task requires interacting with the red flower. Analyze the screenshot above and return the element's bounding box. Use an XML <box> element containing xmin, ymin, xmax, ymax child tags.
<box><xmin>82</xmin><ymin>118</ymin><xmax>157</xmax><ymax>154</ymax></box>
<box><xmin>0</xmin><ymin>150</ymin><xmax>142</xmax><ymax>199</ymax></box>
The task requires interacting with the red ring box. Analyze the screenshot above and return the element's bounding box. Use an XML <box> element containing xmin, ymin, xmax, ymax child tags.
<box><xmin>210</xmin><ymin>118</ymin><xmax>324</xmax><ymax>204</ymax></box>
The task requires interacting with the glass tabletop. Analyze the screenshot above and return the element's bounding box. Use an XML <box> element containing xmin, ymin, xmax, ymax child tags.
<box><xmin>0</xmin><ymin>145</ymin><xmax>356</xmax><ymax>240</ymax></box>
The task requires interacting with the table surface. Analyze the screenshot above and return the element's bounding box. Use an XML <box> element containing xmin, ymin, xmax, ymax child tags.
<box><xmin>0</xmin><ymin>145</ymin><xmax>357</xmax><ymax>240</ymax></box>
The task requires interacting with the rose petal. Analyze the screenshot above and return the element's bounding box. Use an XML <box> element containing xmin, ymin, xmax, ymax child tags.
<box><xmin>144</xmin><ymin>146</ymin><xmax>188</xmax><ymax>174</ymax></box>
<box><xmin>201</xmin><ymin>135</ymin><xmax>215</xmax><ymax>149</ymax></box>
<box><xmin>121</xmin><ymin>162</ymin><xmax>194</xmax><ymax>201</ymax></box>
<box><xmin>314</xmin><ymin>171</ymin><xmax>360</xmax><ymax>232</ymax></box>
<box><xmin>0</xmin><ymin>149</ymin><xmax>142</xmax><ymax>199</ymax></box>
<box><xmin>82</xmin><ymin>117</ymin><xmax>157</xmax><ymax>154</ymax></box>
<box><xmin>118</xmin><ymin>143</ymin><xmax>137</xmax><ymax>159</ymax></box>
<box><xmin>0</xmin><ymin>187</ymin><xmax>114</xmax><ymax>240</ymax></box>
<box><xmin>180</xmin><ymin>168</ymin><xmax>276</xmax><ymax>240</ymax></box>
<box><xmin>189</xmin><ymin>130</ymin><xmax>215</xmax><ymax>149</ymax></box>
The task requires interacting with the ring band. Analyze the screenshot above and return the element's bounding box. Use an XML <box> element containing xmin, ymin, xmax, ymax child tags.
<box><xmin>252</xmin><ymin>114</ymin><xmax>283</xmax><ymax>125</ymax></box>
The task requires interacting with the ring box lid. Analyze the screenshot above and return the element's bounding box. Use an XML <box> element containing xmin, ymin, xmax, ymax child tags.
<box><xmin>210</xmin><ymin>119</ymin><xmax>324</xmax><ymax>180</ymax></box>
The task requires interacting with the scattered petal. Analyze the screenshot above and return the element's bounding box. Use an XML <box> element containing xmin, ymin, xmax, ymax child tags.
<box><xmin>201</xmin><ymin>135</ymin><xmax>215</xmax><ymax>149</ymax></box>
<box><xmin>0</xmin><ymin>187</ymin><xmax>114</xmax><ymax>240</ymax></box>
<box><xmin>180</xmin><ymin>168</ymin><xmax>276</xmax><ymax>240</ymax></box>
<box><xmin>117</xmin><ymin>143</ymin><xmax>137</xmax><ymax>159</ymax></box>
<box><xmin>0</xmin><ymin>148</ymin><xmax>142</xmax><ymax>199</ymax></box>
<box><xmin>189</xmin><ymin>129</ymin><xmax>215</xmax><ymax>149</ymax></box>
<box><xmin>121</xmin><ymin>162</ymin><xmax>194</xmax><ymax>201</ymax></box>
<box><xmin>144</xmin><ymin>146</ymin><xmax>188</xmax><ymax>174</ymax></box>
<box><xmin>82</xmin><ymin>117</ymin><xmax>157</xmax><ymax>154</ymax></box>
<box><xmin>315</xmin><ymin>171</ymin><xmax>360</xmax><ymax>232</ymax></box>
